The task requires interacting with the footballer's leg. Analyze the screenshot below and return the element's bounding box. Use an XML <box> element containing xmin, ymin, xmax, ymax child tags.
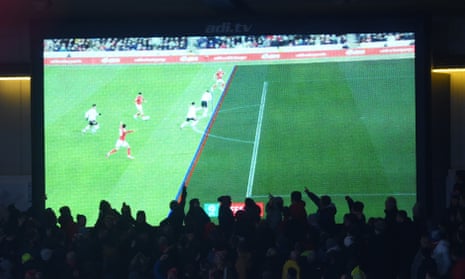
<box><xmin>127</xmin><ymin>149</ymin><xmax>134</xmax><ymax>159</ymax></box>
<box><xmin>180</xmin><ymin>118</ymin><xmax>189</xmax><ymax>129</ymax></box>
<box><xmin>91</xmin><ymin>123</ymin><xmax>99</xmax><ymax>133</ymax></box>
<box><xmin>191</xmin><ymin>118</ymin><xmax>198</xmax><ymax>127</ymax></box>
<box><xmin>126</xmin><ymin>144</ymin><xmax>134</xmax><ymax>159</ymax></box>
<box><xmin>107</xmin><ymin>141</ymin><xmax>121</xmax><ymax>158</ymax></box>
<box><xmin>82</xmin><ymin>122</ymin><xmax>91</xmax><ymax>133</ymax></box>
<box><xmin>106</xmin><ymin>148</ymin><xmax>117</xmax><ymax>158</ymax></box>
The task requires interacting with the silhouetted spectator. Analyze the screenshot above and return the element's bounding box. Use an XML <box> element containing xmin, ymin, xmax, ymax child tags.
<box><xmin>218</xmin><ymin>195</ymin><xmax>234</xmax><ymax>239</ymax></box>
<box><xmin>384</xmin><ymin>196</ymin><xmax>398</xmax><ymax>228</ymax></box>
<box><xmin>304</xmin><ymin>187</ymin><xmax>336</xmax><ymax>235</ymax></box>
<box><xmin>283</xmin><ymin>191</ymin><xmax>308</xmax><ymax>244</ymax></box>
<box><xmin>160</xmin><ymin>185</ymin><xmax>187</xmax><ymax>239</ymax></box>
<box><xmin>57</xmin><ymin>206</ymin><xmax>78</xmax><ymax>248</ymax></box>
<box><xmin>411</xmin><ymin>234</ymin><xmax>438</xmax><ymax>279</ymax></box>
<box><xmin>244</xmin><ymin>197</ymin><xmax>261</xmax><ymax>226</ymax></box>
<box><xmin>345</xmin><ymin>195</ymin><xmax>366</xmax><ymax>227</ymax></box>
<box><xmin>265</xmin><ymin>195</ymin><xmax>284</xmax><ymax>232</ymax></box>
<box><xmin>430</xmin><ymin>227</ymin><xmax>452</xmax><ymax>278</ymax></box>
<box><xmin>362</xmin><ymin>218</ymin><xmax>392</xmax><ymax>279</ymax></box>
<box><xmin>184</xmin><ymin>198</ymin><xmax>211</xmax><ymax>240</ymax></box>
<box><xmin>394</xmin><ymin>210</ymin><xmax>418</xmax><ymax>279</ymax></box>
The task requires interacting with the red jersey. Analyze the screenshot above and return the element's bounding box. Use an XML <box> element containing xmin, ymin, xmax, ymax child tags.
<box><xmin>119</xmin><ymin>127</ymin><xmax>132</xmax><ymax>141</ymax></box>
<box><xmin>216</xmin><ymin>70</ymin><xmax>224</xmax><ymax>80</ymax></box>
<box><xmin>135</xmin><ymin>95</ymin><xmax>144</xmax><ymax>105</ymax></box>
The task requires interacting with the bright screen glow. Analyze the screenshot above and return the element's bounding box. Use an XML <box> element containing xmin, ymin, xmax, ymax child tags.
<box><xmin>43</xmin><ymin>33</ymin><xmax>416</xmax><ymax>224</ymax></box>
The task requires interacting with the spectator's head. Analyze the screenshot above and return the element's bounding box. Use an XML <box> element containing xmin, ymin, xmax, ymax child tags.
<box><xmin>44</xmin><ymin>207</ymin><xmax>57</xmax><ymax>225</ymax></box>
<box><xmin>429</xmin><ymin>228</ymin><xmax>443</xmax><ymax>244</ymax></box>
<box><xmin>385</xmin><ymin>196</ymin><xmax>398</xmax><ymax>211</ymax></box>
<box><xmin>271</xmin><ymin>196</ymin><xmax>284</xmax><ymax>209</ymax></box>
<box><xmin>59</xmin><ymin>206</ymin><xmax>71</xmax><ymax>217</ymax></box>
<box><xmin>245</xmin><ymin>197</ymin><xmax>255</xmax><ymax>207</ymax></box>
<box><xmin>290</xmin><ymin>191</ymin><xmax>302</xmax><ymax>203</ymax></box>
<box><xmin>320</xmin><ymin>195</ymin><xmax>332</xmax><ymax>207</ymax></box>
<box><xmin>76</xmin><ymin>214</ymin><xmax>86</xmax><ymax>227</ymax></box>
<box><xmin>99</xmin><ymin>200</ymin><xmax>111</xmax><ymax>213</ymax></box>
<box><xmin>169</xmin><ymin>200</ymin><xmax>179</xmax><ymax>210</ymax></box>
<box><xmin>218</xmin><ymin>195</ymin><xmax>232</xmax><ymax>207</ymax></box>
<box><xmin>136</xmin><ymin>210</ymin><xmax>146</xmax><ymax>223</ymax></box>
<box><xmin>189</xmin><ymin>198</ymin><xmax>200</xmax><ymax>208</ymax></box>
<box><xmin>353</xmin><ymin>201</ymin><xmax>364</xmax><ymax>213</ymax></box>
<box><xmin>121</xmin><ymin>202</ymin><xmax>131</xmax><ymax>216</ymax></box>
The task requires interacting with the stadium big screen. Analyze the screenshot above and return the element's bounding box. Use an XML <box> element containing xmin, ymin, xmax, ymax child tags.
<box><xmin>32</xmin><ymin>18</ymin><xmax>428</xmax><ymax>224</ymax></box>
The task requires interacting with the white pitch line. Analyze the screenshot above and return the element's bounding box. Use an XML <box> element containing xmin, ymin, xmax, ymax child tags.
<box><xmin>251</xmin><ymin>192</ymin><xmax>416</xmax><ymax>199</ymax></box>
<box><xmin>246</xmin><ymin>81</ymin><xmax>268</xmax><ymax>197</ymax></box>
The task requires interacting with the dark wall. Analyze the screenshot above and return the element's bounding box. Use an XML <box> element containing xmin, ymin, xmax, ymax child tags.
<box><xmin>0</xmin><ymin>79</ymin><xmax>31</xmax><ymax>175</ymax></box>
<box><xmin>430</xmin><ymin>73</ymin><xmax>451</xmax><ymax>220</ymax></box>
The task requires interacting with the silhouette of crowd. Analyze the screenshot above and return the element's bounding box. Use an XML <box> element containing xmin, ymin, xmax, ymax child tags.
<box><xmin>1</xmin><ymin>176</ymin><xmax>464</xmax><ymax>279</ymax></box>
<box><xmin>43</xmin><ymin>33</ymin><xmax>414</xmax><ymax>53</ymax></box>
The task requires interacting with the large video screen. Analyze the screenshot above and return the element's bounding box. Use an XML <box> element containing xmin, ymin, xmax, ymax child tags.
<box><xmin>41</xmin><ymin>31</ymin><xmax>417</xmax><ymax>224</ymax></box>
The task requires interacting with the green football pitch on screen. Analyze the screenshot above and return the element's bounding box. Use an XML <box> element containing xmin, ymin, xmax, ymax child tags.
<box><xmin>44</xmin><ymin>59</ymin><xmax>416</xmax><ymax>224</ymax></box>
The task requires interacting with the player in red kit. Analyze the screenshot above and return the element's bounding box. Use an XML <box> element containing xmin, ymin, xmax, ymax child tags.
<box><xmin>211</xmin><ymin>68</ymin><xmax>225</xmax><ymax>92</ymax></box>
<box><xmin>106</xmin><ymin>122</ymin><xmax>135</xmax><ymax>159</ymax></box>
<box><xmin>134</xmin><ymin>92</ymin><xmax>149</xmax><ymax>120</ymax></box>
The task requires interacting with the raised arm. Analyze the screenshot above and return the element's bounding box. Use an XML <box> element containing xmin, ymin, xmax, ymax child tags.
<box><xmin>304</xmin><ymin>187</ymin><xmax>321</xmax><ymax>208</ymax></box>
<box><xmin>345</xmin><ymin>195</ymin><xmax>355</xmax><ymax>212</ymax></box>
<box><xmin>179</xmin><ymin>184</ymin><xmax>187</xmax><ymax>209</ymax></box>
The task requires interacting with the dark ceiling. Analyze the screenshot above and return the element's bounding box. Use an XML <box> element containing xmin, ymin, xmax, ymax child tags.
<box><xmin>1</xmin><ymin>0</ymin><xmax>465</xmax><ymax>71</ymax></box>
<box><xmin>2</xmin><ymin>0</ymin><xmax>465</xmax><ymax>24</ymax></box>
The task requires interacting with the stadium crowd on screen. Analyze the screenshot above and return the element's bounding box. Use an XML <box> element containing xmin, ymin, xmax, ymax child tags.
<box><xmin>43</xmin><ymin>32</ymin><xmax>414</xmax><ymax>52</ymax></box>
